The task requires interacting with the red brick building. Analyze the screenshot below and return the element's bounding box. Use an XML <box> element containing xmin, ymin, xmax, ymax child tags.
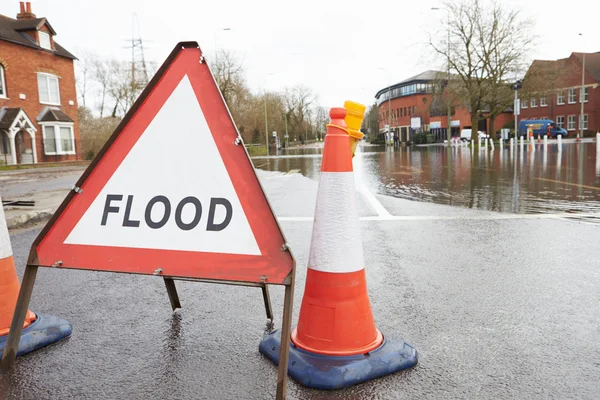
<box><xmin>375</xmin><ymin>70</ymin><xmax>512</xmax><ymax>143</ymax></box>
<box><xmin>520</xmin><ymin>52</ymin><xmax>600</xmax><ymax>137</ymax></box>
<box><xmin>0</xmin><ymin>1</ymin><xmax>79</xmax><ymax>165</ymax></box>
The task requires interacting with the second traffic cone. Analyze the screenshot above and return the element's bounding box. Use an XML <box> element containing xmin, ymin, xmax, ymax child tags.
<box><xmin>0</xmin><ymin>194</ymin><xmax>72</xmax><ymax>361</ymax></box>
<box><xmin>260</xmin><ymin>108</ymin><xmax>418</xmax><ymax>389</ymax></box>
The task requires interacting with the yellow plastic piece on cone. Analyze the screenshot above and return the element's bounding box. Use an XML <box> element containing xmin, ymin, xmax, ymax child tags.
<box><xmin>344</xmin><ymin>100</ymin><xmax>366</xmax><ymax>157</ymax></box>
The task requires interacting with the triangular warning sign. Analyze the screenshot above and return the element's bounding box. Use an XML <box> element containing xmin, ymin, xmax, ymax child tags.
<box><xmin>30</xmin><ymin>42</ymin><xmax>293</xmax><ymax>284</ymax></box>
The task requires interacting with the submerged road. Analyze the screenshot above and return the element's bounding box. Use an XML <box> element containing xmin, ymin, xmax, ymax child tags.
<box><xmin>1</xmin><ymin>169</ymin><xmax>600</xmax><ymax>399</ymax></box>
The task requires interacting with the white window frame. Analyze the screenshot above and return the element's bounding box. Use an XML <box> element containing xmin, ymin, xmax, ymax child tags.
<box><xmin>0</xmin><ymin>64</ymin><xmax>6</xmax><ymax>98</ymax></box>
<box><xmin>37</xmin><ymin>73</ymin><xmax>60</xmax><ymax>105</ymax></box>
<box><xmin>556</xmin><ymin>116</ymin><xmax>564</xmax><ymax>129</ymax></box>
<box><xmin>580</xmin><ymin>87</ymin><xmax>589</xmax><ymax>103</ymax></box>
<box><xmin>41</xmin><ymin>122</ymin><xmax>75</xmax><ymax>155</ymax></box>
<box><xmin>579</xmin><ymin>114</ymin><xmax>588</xmax><ymax>130</ymax></box>
<box><xmin>568</xmin><ymin>88</ymin><xmax>577</xmax><ymax>104</ymax></box>
<box><xmin>38</xmin><ymin>31</ymin><xmax>52</xmax><ymax>50</ymax></box>
<box><xmin>557</xmin><ymin>91</ymin><xmax>565</xmax><ymax>105</ymax></box>
<box><xmin>521</xmin><ymin>100</ymin><xmax>528</xmax><ymax>109</ymax></box>
<box><xmin>567</xmin><ymin>115</ymin><xmax>576</xmax><ymax>131</ymax></box>
<box><xmin>540</xmin><ymin>96</ymin><xmax>547</xmax><ymax>107</ymax></box>
<box><xmin>530</xmin><ymin>98</ymin><xmax>538</xmax><ymax>108</ymax></box>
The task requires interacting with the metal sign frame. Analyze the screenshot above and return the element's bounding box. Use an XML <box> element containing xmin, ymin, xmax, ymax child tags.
<box><xmin>1</xmin><ymin>42</ymin><xmax>295</xmax><ymax>400</ymax></box>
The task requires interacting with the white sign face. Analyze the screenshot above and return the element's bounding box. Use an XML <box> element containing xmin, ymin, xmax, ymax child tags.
<box><xmin>450</xmin><ymin>120</ymin><xmax>460</xmax><ymax>127</ymax></box>
<box><xmin>514</xmin><ymin>99</ymin><xmax>520</xmax><ymax>116</ymax></box>
<box><xmin>410</xmin><ymin>117</ymin><xmax>421</xmax><ymax>129</ymax></box>
<box><xmin>65</xmin><ymin>76</ymin><xmax>261</xmax><ymax>256</ymax></box>
<box><xmin>430</xmin><ymin>121</ymin><xmax>442</xmax><ymax>129</ymax></box>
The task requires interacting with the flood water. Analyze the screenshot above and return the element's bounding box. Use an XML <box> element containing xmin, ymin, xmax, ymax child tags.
<box><xmin>253</xmin><ymin>140</ymin><xmax>600</xmax><ymax>216</ymax></box>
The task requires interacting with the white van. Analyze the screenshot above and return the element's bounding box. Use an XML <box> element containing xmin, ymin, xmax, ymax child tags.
<box><xmin>460</xmin><ymin>129</ymin><xmax>488</xmax><ymax>141</ymax></box>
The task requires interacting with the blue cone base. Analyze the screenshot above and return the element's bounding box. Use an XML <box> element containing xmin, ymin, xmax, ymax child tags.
<box><xmin>0</xmin><ymin>313</ymin><xmax>72</xmax><ymax>357</ymax></box>
<box><xmin>259</xmin><ymin>329</ymin><xmax>418</xmax><ymax>390</ymax></box>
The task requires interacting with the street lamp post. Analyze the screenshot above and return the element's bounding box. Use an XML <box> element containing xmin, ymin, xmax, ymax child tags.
<box><xmin>513</xmin><ymin>79</ymin><xmax>522</xmax><ymax>146</ymax></box>
<box><xmin>263</xmin><ymin>72</ymin><xmax>275</xmax><ymax>156</ymax></box>
<box><xmin>578</xmin><ymin>33</ymin><xmax>586</xmax><ymax>141</ymax></box>
<box><xmin>377</xmin><ymin>68</ymin><xmax>392</xmax><ymax>145</ymax></box>
<box><xmin>264</xmin><ymin>95</ymin><xmax>269</xmax><ymax>155</ymax></box>
<box><xmin>213</xmin><ymin>27</ymin><xmax>231</xmax><ymax>64</ymax></box>
<box><xmin>432</xmin><ymin>7</ymin><xmax>452</xmax><ymax>146</ymax></box>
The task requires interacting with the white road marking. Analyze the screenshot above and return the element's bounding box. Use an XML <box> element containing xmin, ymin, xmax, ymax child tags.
<box><xmin>358</xmin><ymin>185</ymin><xmax>392</xmax><ymax>218</ymax></box>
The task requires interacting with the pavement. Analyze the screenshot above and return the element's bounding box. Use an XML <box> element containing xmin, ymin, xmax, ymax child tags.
<box><xmin>0</xmin><ymin>165</ymin><xmax>87</xmax><ymax>229</ymax></box>
<box><xmin>1</xmin><ymin>165</ymin><xmax>600</xmax><ymax>399</ymax></box>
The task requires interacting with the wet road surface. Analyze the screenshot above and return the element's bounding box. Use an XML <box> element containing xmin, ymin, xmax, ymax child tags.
<box><xmin>2</xmin><ymin>169</ymin><xmax>600</xmax><ymax>399</ymax></box>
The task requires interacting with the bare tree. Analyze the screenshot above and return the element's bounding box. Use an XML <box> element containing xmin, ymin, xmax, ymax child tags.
<box><xmin>430</xmin><ymin>0</ymin><xmax>534</xmax><ymax>137</ymax></box>
<box><xmin>212</xmin><ymin>49</ymin><xmax>246</xmax><ymax>107</ymax></box>
<box><xmin>92</xmin><ymin>58</ymin><xmax>111</xmax><ymax>118</ymax></box>
<box><xmin>284</xmin><ymin>85</ymin><xmax>315</xmax><ymax>140</ymax></box>
<box><xmin>75</xmin><ymin>50</ymin><xmax>95</xmax><ymax>108</ymax></box>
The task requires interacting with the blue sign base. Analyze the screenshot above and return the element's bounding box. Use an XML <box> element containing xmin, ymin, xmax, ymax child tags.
<box><xmin>0</xmin><ymin>313</ymin><xmax>72</xmax><ymax>358</ymax></box>
<box><xmin>259</xmin><ymin>328</ymin><xmax>418</xmax><ymax>390</ymax></box>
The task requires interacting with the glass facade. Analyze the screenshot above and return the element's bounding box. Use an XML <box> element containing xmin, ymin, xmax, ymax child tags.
<box><xmin>376</xmin><ymin>81</ymin><xmax>439</xmax><ymax>106</ymax></box>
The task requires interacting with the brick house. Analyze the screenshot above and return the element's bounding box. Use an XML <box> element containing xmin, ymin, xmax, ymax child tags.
<box><xmin>375</xmin><ymin>70</ymin><xmax>512</xmax><ymax>143</ymax></box>
<box><xmin>0</xmin><ymin>1</ymin><xmax>79</xmax><ymax>165</ymax></box>
<box><xmin>520</xmin><ymin>52</ymin><xmax>600</xmax><ymax>137</ymax></box>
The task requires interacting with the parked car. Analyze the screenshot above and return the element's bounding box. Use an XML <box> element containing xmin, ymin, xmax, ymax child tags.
<box><xmin>518</xmin><ymin>119</ymin><xmax>567</xmax><ymax>138</ymax></box>
<box><xmin>460</xmin><ymin>129</ymin><xmax>488</xmax><ymax>141</ymax></box>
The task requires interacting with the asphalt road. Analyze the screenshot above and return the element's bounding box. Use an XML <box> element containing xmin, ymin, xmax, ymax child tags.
<box><xmin>1</xmin><ymin>170</ymin><xmax>600</xmax><ymax>399</ymax></box>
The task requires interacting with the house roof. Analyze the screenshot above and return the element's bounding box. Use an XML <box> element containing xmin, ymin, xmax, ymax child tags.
<box><xmin>0</xmin><ymin>107</ymin><xmax>36</xmax><ymax>131</ymax></box>
<box><xmin>526</xmin><ymin>52</ymin><xmax>600</xmax><ymax>85</ymax></box>
<box><xmin>38</xmin><ymin>107</ymin><xmax>74</xmax><ymax>123</ymax></box>
<box><xmin>574</xmin><ymin>52</ymin><xmax>600</xmax><ymax>82</ymax></box>
<box><xmin>0</xmin><ymin>107</ymin><xmax>21</xmax><ymax>130</ymax></box>
<box><xmin>0</xmin><ymin>14</ymin><xmax>76</xmax><ymax>60</ymax></box>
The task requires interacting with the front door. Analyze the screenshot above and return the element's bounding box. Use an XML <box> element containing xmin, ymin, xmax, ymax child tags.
<box><xmin>15</xmin><ymin>130</ymin><xmax>33</xmax><ymax>164</ymax></box>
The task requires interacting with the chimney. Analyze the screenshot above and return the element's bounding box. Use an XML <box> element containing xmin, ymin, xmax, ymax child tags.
<box><xmin>16</xmin><ymin>1</ymin><xmax>36</xmax><ymax>20</ymax></box>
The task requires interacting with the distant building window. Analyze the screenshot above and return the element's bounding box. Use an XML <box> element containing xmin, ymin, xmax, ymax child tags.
<box><xmin>404</xmin><ymin>107</ymin><xmax>407</xmax><ymax>117</ymax></box>
<box><xmin>556</xmin><ymin>116</ymin><xmax>564</xmax><ymax>129</ymax></box>
<box><xmin>580</xmin><ymin>114</ymin><xmax>588</xmax><ymax>130</ymax></box>
<box><xmin>42</xmin><ymin>124</ymin><xmax>75</xmax><ymax>155</ymax></box>
<box><xmin>557</xmin><ymin>91</ymin><xmax>565</xmax><ymax>105</ymax></box>
<box><xmin>580</xmin><ymin>87</ymin><xmax>589</xmax><ymax>103</ymax></box>
<box><xmin>540</xmin><ymin>96</ymin><xmax>547</xmax><ymax>107</ymax></box>
<box><xmin>37</xmin><ymin>73</ymin><xmax>60</xmax><ymax>105</ymax></box>
<box><xmin>412</xmin><ymin>106</ymin><xmax>416</xmax><ymax>115</ymax></box>
<box><xmin>531</xmin><ymin>98</ymin><xmax>537</xmax><ymax>108</ymax></box>
<box><xmin>0</xmin><ymin>65</ymin><xmax>6</xmax><ymax>98</ymax></box>
<box><xmin>521</xmin><ymin>100</ymin><xmax>528</xmax><ymax>108</ymax></box>
<box><xmin>567</xmin><ymin>115</ymin><xmax>576</xmax><ymax>131</ymax></box>
<box><xmin>38</xmin><ymin>31</ymin><xmax>51</xmax><ymax>50</ymax></box>
<box><xmin>568</xmin><ymin>88</ymin><xmax>576</xmax><ymax>104</ymax></box>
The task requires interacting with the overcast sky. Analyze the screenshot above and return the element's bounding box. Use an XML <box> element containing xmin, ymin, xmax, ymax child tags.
<box><xmin>4</xmin><ymin>0</ymin><xmax>599</xmax><ymax>109</ymax></box>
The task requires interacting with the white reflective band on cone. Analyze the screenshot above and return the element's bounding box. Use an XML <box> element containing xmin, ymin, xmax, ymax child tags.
<box><xmin>308</xmin><ymin>172</ymin><xmax>364</xmax><ymax>273</ymax></box>
<box><xmin>0</xmin><ymin>195</ymin><xmax>12</xmax><ymax>259</ymax></box>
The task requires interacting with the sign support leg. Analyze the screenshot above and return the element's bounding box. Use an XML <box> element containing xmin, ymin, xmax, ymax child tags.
<box><xmin>163</xmin><ymin>277</ymin><xmax>181</xmax><ymax>311</ymax></box>
<box><xmin>261</xmin><ymin>284</ymin><xmax>274</xmax><ymax>321</ymax></box>
<box><xmin>1</xmin><ymin>265</ymin><xmax>38</xmax><ymax>369</ymax></box>
<box><xmin>276</xmin><ymin>268</ymin><xmax>295</xmax><ymax>400</ymax></box>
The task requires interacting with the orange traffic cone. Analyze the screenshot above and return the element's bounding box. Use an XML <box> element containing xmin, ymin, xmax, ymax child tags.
<box><xmin>0</xmin><ymin>194</ymin><xmax>72</xmax><ymax>363</ymax></box>
<box><xmin>260</xmin><ymin>108</ymin><xmax>417</xmax><ymax>389</ymax></box>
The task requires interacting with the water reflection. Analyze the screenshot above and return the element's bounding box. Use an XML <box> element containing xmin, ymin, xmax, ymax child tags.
<box><xmin>254</xmin><ymin>142</ymin><xmax>600</xmax><ymax>215</ymax></box>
